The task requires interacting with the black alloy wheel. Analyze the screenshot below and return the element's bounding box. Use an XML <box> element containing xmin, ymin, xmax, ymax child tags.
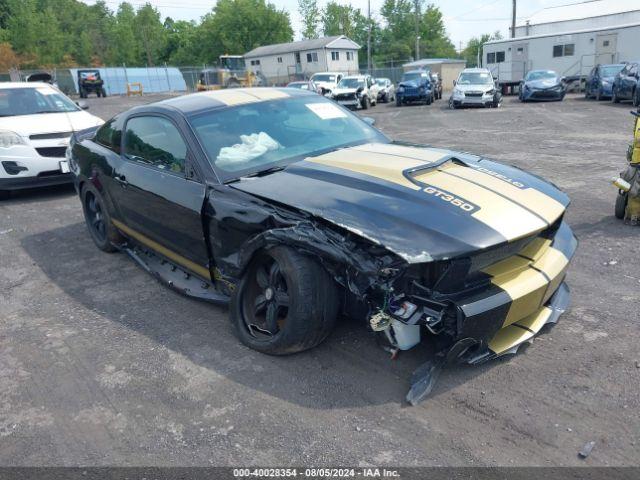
<box><xmin>81</xmin><ymin>184</ymin><xmax>120</xmax><ymax>252</ymax></box>
<box><xmin>230</xmin><ymin>247</ymin><xmax>339</xmax><ymax>355</ymax></box>
<box><xmin>242</xmin><ymin>254</ymin><xmax>290</xmax><ymax>340</ymax></box>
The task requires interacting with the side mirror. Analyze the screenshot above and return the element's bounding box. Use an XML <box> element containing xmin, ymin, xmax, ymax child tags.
<box><xmin>362</xmin><ymin>117</ymin><xmax>375</xmax><ymax>126</ymax></box>
<box><xmin>356</xmin><ymin>86</ymin><xmax>364</xmax><ymax>93</ymax></box>
<box><xmin>76</xmin><ymin>101</ymin><xmax>89</xmax><ymax>110</ymax></box>
<box><xmin>453</xmin><ymin>80</ymin><xmax>457</xmax><ymax>86</ymax></box>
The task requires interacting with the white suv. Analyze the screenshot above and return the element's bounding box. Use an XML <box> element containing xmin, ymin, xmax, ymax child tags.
<box><xmin>0</xmin><ymin>83</ymin><xmax>104</xmax><ymax>199</ymax></box>
<box><xmin>331</xmin><ymin>75</ymin><xmax>379</xmax><ymax>110</ymax></box>
<box><xmin>310</xmin><ymin>72</ymin><xmax>345</xmax><ymax>96</ymax></box>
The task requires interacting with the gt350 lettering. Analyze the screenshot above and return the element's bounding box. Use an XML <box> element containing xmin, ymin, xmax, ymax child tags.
<box><xmin>423</xmin><ymin>186</ymin><xmax>477</xmax><ymax>212</ymax></box>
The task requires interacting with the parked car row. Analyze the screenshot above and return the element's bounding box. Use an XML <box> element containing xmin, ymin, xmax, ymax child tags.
<box><xmin>585</xmin><ymin>61</ymin><xmax>640</xmax><ymax>106</ymax></box>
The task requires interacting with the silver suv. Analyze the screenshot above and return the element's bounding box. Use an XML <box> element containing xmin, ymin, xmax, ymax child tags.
<box><xmin>450</xmin><ymin>68</ymin><xmax>501</xmax><ymax>109</ymax></box>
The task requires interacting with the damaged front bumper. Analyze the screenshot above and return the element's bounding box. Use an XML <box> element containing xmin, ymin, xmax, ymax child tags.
<box><xmin>374</xmin><ymin>221</ymin><xmax>577</xmax><ymax>405</ymax></box>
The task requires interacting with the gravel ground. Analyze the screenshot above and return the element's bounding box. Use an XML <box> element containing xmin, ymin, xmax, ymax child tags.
<box><xmin>1</xmin><ymin>92</ymin><xmax>639</xmax><ymax>467</ymax></box>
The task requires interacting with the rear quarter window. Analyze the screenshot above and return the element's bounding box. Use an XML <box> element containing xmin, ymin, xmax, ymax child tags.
<box><xmin>95</xmin><ymin>118</ymin><xmax>122</xmax><ymax>153</ymax></box>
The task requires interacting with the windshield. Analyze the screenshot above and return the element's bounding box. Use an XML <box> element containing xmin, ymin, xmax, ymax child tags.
<box><xmin>375</xmin><ymin>78</ymin><xmax>389</xmax><ymax>86</ymax></box>
<box><xmin>191</xmin><ymin>96</ymin><xmax>387</xmax><ymax>180</ymax></box>
<box><xmin>311</xmin><ymin>74</ymin><xmax>336</xmax><ymax>83</ymax></box>
<box><xmin>600</xmin><ymin>65</ymin><xmax>624</xmax><ymax>77</ymax></box>
<box><xmin>526</xmin><ymin>71</ymin><xmax>557</xmax><ymax>81</ymax></box>
<box><xmin>402</xmin><ymin>72</ymin><xmax>428</xmax><ymax>82</ymax></box>
<box><xmin>337</xmin><ymin>78</ymin><xmax>364</xmax><ymax>89</ymax></box>
<box><xmin>457</xmin><ymin>72</ymin><xmax>493</xmax><ymax>85</ymax></box>
<box><xmin>0</xmin><ymin>87</ymin><xmax>80</xmax><ymax>117</ymax></box>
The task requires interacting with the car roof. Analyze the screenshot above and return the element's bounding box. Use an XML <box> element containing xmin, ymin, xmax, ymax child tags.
<box><xmin>0</xmin><ymin>82</ymin><xmax>55</xmax><ymax>89</ymax></box>
<box><xmin>152</xmin><ymin>87</ymin><xmax>313</xmax><ymax>116</ymax></box>
<box><xmin>460</xmin><ymin>68</ymin><xmax>490</xmax><ymax>73</ymax></box>
<box><xmin>312</xmin><ymin>72</ymin><xmax>343</xmax><ymax>75</ymax></box>
<box><xmin>405</xmin><ymin>70</ymin><xmax>430</xmax><ymax>74</ymax></box>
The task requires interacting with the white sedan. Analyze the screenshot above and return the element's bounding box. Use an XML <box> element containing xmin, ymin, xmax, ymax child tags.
<box><xmin>0</xmin><ymin>82</ymin><xmax>104</xmax><ymax>199</ymax></box>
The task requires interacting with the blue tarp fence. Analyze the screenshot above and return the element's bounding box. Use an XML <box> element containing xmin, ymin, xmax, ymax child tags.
<box><xmin>69</xmin><ymin>67</ymin><xmax>187</xmax><ymax>95</ymax></box>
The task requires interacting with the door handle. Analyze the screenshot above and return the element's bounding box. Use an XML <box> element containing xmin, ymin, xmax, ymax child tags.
<box><xmin>114</xmin><ymin>174</ymin><xmax>128</xmax><ymax>187</ymax></box>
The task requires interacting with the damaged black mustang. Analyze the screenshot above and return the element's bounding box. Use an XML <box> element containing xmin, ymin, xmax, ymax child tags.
<box><xmin>70</xmin><ymin>88</ymin><xmax>577</xmax><ymax>404</ymax></box>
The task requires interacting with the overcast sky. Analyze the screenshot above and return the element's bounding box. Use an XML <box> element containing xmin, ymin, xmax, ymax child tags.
<box><xmin>82</xmin><ymin>0</ymin><xmax>572</xmax><ymax>50</ymax></box>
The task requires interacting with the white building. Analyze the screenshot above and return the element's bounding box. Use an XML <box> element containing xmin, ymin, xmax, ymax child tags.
<box><xmin>483</xmin><ymin>0</ymin><xmax>640</xmax><ymax>86</ymax></box>
<box><xmin>244</xmin><ymin>36</ymin><xmax>360</xmax><ymax>85</ymax></box>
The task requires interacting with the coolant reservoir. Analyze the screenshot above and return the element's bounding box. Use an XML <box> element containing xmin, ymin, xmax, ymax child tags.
<box><xmin>390</xmin><ymin>320</ymin><xmax>421</xmax><ymax>350</ymax></box>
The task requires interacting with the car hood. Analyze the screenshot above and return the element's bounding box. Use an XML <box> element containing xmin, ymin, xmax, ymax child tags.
<box><xmin>455</xmin><ymin>83</ymin><xmax>494</xmax><ymax>93</ymax></box>
<box><xmin>314</xmin><ymin>81</ymin><xmax>336</xmax><ymax>89</ymax></box>
<box><xmin>0</xmin><ymin>110</ymin><xmax>104</xmax><ymax>137</ymax></box>
<box><xmin>399</xmin><ymin>80</ymin><xmax>425</xmax><ymax>88</ymax></box>
<box><xmin>332</xmin><ymin>88</ymin><xmax>359</xmax><ymax>95</ymax></box>
<box><xmin>525</xmin><ymin>78</ymin><xmax>561</xmax><ymax>89</ymax></box>
<box><xmin>230</xmin><ymin>143</ymin><xmax>569</xmax><ymax>263</ymax></box>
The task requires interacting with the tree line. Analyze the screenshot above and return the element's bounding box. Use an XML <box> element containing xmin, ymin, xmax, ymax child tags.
<box><xmin>0</xmin><ymin>0</ymin><xmax>498</xmax><ymax>70</ymax></box>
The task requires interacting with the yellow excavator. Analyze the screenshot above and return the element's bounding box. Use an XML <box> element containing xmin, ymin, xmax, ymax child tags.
<box><xmin>197</xmin><ymin>55</ymin><xmax>266</xmax><ymax>91</ymax></box>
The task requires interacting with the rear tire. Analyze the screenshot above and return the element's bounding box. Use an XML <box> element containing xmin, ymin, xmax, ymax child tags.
<box><xmin>101</xmin><ymin>87</ymin><xmax>107</xmax><ymax>98</ymax></box>
<box><xmin>633</xmin><ymin>89</ymin><xmax>639</xmax><ymax>107</ymax></box>
<box><xmin>396</xmin><ymin>97</ymin><xmax>401</xmax><ymax>107</ymax></box>
<box><xmin>361</xmin><ymin>96</ymin><xmax>370</xmax><ymax>110</ymax></box>
<box><xmin>425</xmin><ymin>95</ymin><xmax>432</xmax><ymax>106</ymax></box>
<box><xmin>615</xmin><ymin>192</ymin><xmax>628</xmax><ymax>219</ymax></box>
<box><xmin>81</xmin><ymin>183</ymin><xmax>121</xmax><ymax>253</ymax></box>
<box><xmin>230</xmin><ymin>246</ymin><xmax>339</xmax><ymax>355</ymax></box>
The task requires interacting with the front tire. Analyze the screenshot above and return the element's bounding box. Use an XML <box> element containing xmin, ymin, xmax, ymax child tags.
<box><xmin>81</xmin><ymin>184</ymin><xmax>121</xmax><ymax>252</ymax></box>
<box><xmin>615</xmin><ymin>192</ymin><xmax>628</xmax><ymax>219</ymax></box>
<box><xmin>361</xmin><ymin>96</ymin><xmax>370</xmax><ymax>110</ymax></box>
<box><xmin>230</xmin><ymin>247</ymin><xmax>339</xmax><ymax>355</ymax></box>
<box><xmin>633</xmin><ymin>89</ymin><xmax>639</xmax><ymax>107</ymax></box>
<box><xmin>612</xmin><ymin>88</ymin><xmax>620</xmax><ymax>103</ymax></box>
<box><xmin>396</xmin><ymin>97</ymin><xmax>402</xmax><ymax>107</ymax></box>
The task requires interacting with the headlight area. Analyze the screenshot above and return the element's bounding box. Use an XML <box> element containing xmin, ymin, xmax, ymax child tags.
<box><xmin>0</xmin><ymin>130</ymin><xmax>27</xmax><ymax>148</ymax></box>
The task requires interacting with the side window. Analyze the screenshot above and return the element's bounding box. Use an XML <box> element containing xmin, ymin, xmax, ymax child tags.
<box><xmin>95</xmin><ymin>118</ymin><xmax>122</xmax><ymax>153</ymax></box>
<box><xmin>487</xmin><ymin>52</ymin><xmax>496</xmax><ymax>64</ymax></box>
<box><xmin>123</xmin><ymin>116</ymin><xmax>187</xmax><ymax>174</ymax></box>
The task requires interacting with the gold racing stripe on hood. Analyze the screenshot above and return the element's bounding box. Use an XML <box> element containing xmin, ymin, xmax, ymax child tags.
<box><xmin>350</xmin><ymin>143</ymin><xmax>450</xmax><ymax>163</ymax></box>
<box><xmin>414</xmin><ymin>169</ymin><xmax>548</xmax><ymax>241</ymax></box>
<box><xmin>438</xmin><ymin>163</ymin><xmax>565</xmax><ymax>224</ymax></box>
<box><xmin>308</xmin><ymin>148</ymin><xmax>431</xmax><ymax>190</ymax></box>
<box><xmin>203</xmin><ymin>88</ymin><xmax>289</xmax><ymax>106</ymax></box>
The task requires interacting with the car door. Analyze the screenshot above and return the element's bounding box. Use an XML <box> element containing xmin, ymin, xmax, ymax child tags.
<box><xmin>587</xmin><ymin>67</ymin><xmax>597</xmax><ymax>95</ymax></box>
<box><xmin>621</xmin><ymin>64</ymin><xmax>638</xmax><ymax>99</ymax></box>
<box><xmin>110</xmin><ymin>114</ymin><xmax>211</xmax><ymax>277</ymax></box>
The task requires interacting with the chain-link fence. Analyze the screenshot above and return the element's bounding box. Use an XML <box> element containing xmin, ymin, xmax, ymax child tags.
<box><xmin>1</xmin><ymin>61</ymin><xmax>413</xmax><ymax>96</ymax></box>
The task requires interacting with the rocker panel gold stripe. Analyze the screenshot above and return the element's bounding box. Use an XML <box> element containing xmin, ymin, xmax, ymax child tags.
<box><xmin>112</xmin><ymin>219</ymin><xmax>211</xmax><ymax>280</ymax></box>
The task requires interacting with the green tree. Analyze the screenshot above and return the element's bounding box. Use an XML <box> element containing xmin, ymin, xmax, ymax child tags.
<box><xmin>134</xmin><ymin>3</ymin><xmax>166</xmax><ymax>66</ymax></box>
<box><xmin>298</xmin><ymin>0</ymin><xmax>320</xmax><ymax>40</ymax></box>
<box><xmin>462</xmin><ymin>31</ymin><xmax>502</xmax><ymax>67</ymax></box>
<box><xmin>199</xmin><ymin>0</ymin><xmax>293</xmax><ymax>64</ymax></box>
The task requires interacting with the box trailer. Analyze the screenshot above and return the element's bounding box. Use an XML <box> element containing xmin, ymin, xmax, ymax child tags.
<box><xmin>483</xmin><ymin>22</ymin><xmax>640</xmax><ymax>90</ymax></box>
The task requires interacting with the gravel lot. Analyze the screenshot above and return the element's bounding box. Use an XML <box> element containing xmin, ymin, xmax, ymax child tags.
<box><xmin>1</xmin><ymin>92</ymin><xmax>639</xmax><ymax>467</ymax></box>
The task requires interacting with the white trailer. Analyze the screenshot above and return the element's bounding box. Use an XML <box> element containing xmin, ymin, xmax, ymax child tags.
<box><xmin>483</xmin><ymin>22</ymin><xmax>640</xmax><ymax>89</ymax></box>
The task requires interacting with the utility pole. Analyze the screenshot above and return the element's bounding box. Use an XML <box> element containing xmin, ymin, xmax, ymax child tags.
<box><xmin>367</xmin><ymin>0</ymin><xmax>372</xmax><ymax>72</ymax></box>
<box><xmin>511</xmin><ymin>0</ymin><xmax>516</xmax><ymax>38</ymax></box>
<box><xmin>414</xmin><ymin>0</ymin><xmax>420</xmax><ymax>61</ymax></box>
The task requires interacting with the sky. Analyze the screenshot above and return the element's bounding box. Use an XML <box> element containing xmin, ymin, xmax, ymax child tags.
<box><xmin>82</xmin><ymin>0</ymin><xmax>582</xmax><ymax>51</ymax></box>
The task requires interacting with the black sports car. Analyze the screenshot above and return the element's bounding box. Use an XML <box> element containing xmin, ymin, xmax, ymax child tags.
<box><xmin>70</xmin><ymin>88</ymin><xmax>577</xmax><ymax>404</ymax></box>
